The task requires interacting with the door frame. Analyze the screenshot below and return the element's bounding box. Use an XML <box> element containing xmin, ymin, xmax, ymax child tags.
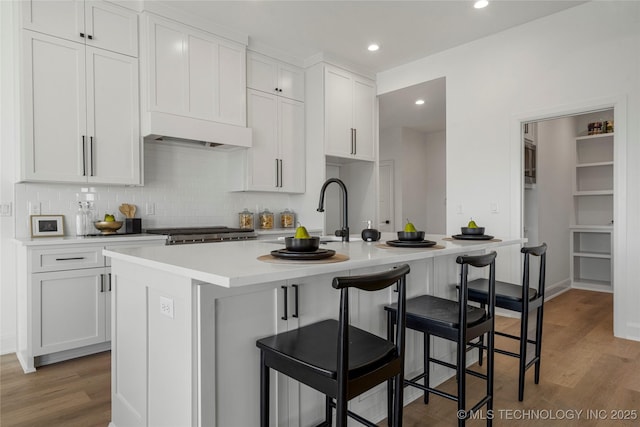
<box><xmin>511</xmin><ymin>94</ymin><xmax>627</xmax><ymax>337</ymax></box>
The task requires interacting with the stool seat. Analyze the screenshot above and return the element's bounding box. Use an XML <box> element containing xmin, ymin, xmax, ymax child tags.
<box><xmin>468</xmin><ymin>278</ymin><xmax>537</xmax><ymax>311</ymax></box>
<box><xmin>257</xmin><ymin>264</ymin><xmax>411</xmax><ymax>427</ymax></box>
<box><xmin>387</xmin><ymin>295</ymin><xmax>487</xmax><ymax>331</ymax></box>
<box><xmin>257</xmin><ymin>319</ymin><xmax>397</xmax><ymax>382</ymax></box>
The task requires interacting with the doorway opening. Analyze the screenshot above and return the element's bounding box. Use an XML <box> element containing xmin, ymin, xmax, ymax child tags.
<box><xmin>523</xmin><ymin>108</ymin><xmax>614</xmax><ymax>301</ymax></box>
<box><xmin>378</xmin><ymin>77</ymin><xmax>446</xmax><ymax>234</ymax></box>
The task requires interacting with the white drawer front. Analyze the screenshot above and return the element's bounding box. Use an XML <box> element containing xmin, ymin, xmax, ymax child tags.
<box><xmin>32</xmin><ymin>247</ymin><xmax>104</xmax><ymax>272</ymax></box>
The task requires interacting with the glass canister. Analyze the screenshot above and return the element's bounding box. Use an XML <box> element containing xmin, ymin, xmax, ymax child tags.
<box><xmin>259</xmin><ymin>208</ymin><xmax>274</xmax><ymax>229</ymax></box>
<box><xmin>238</xmin><ymin>208</ymin><xmax>254</xmax><ymax>229</ymax></box>
<box><xmin>280</xmin><ymin>209</ymin><xmax>295</xmax><ymax>228</ymax></box>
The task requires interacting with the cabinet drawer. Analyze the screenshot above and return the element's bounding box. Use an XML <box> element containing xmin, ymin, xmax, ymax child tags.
<box><xmin>31</xmin><ymin>247</ymin><xmax>104</xmax><ymax>272</ymax></box>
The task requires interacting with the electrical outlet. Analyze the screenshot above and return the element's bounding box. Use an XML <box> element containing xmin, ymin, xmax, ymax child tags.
<box><xmin>456</xmin><ymin>204</ymin><xmax>463</xmax><ymax>214</ymax></box>
<box><xmin>146</xmin><ymin>202</ymin><xmax>155</xmax><ymax>215</ymax></box>
<box><xmin>490</xmin><ymin>202</ymin><xmax>499</xmax><ymax>213</ymax></box>
<box><xmin>29</xmin><ymin>201</ymin><xmax>41</xmax><ymax>215</ymax></box>
<box><xmin>159</xmin><ymin>296</ymin><xmax>174</xmax><ymax>318</ymax></box>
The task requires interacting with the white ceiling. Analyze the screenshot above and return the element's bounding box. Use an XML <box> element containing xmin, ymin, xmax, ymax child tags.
<box><xmin>162</xmin><ymin>0</ymin><xmax>586</xmax><ymax>134</ymax></box>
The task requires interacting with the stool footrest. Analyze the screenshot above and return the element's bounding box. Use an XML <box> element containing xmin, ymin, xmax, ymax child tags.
<box><xmin>326</xmin><ymin>398</ymin><xmax>378</xmax><ymax>427</ymax></box>
<box><xmin>428</xmin><ymin>357</ymin><xmax>488</xmax><ymax>380</ymax></box>
<box><xmin>496</xmin><ymin>330</ymin><xmax>538</xmax><ymax>346</ymax></box>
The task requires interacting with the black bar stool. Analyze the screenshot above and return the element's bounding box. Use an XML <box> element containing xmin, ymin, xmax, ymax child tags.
<box><xmin>385</xmin><ymin>252</ymin><xmax>497</xmax><ymax>427</ymax></box>
<box><xmin>467</xmin><ymin>243</ymin><xmax>547</xmax><ymax>401</ymax></box>
<box><xmin>256</xmin><ymin>264</ymin><xmax>411</xmax><ymax>427</ymax></box>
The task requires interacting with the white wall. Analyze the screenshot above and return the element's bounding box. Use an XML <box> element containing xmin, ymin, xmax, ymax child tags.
<box><xmin>535</xmin><ymin>117</ymin><xmax>574</xmax><ymax>289</ymax></box>
<box><xmin>377</xmin><ymin>1</ymin><xmax>640</xmax><ymax>340</ymax></box>
<box><xmin>424</xmin><ymin>130</ymin><xmax>446</xmax><ymax>234</ymax></box>
<box><xmin>380</xmin><ymin>127</ymin><xmax>446</xmax><ymax>233</ymax></box>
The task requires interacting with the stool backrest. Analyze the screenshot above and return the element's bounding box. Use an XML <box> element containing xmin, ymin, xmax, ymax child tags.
<box><xmin>522</xmin><ymin>243</ymin><xmax>547</xmax><ymax>300</ymax></box>
<box><xmin>456</xmin><ymin>252</ymin><xmax>497</xmax><ymax>341</ymax></box>
<box><xmin>331</xmin><ymin>264</ymin><xmax>410</xmax><ymax>399</ymax></box>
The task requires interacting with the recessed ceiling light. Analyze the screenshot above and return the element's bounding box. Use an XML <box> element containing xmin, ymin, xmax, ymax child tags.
<box><xmin>367</xmin><ymin>44</ymin><xmax>379</xmax><ymax>52</ymax></box>
<box><xmin>415</xmin><ymin>99</ymin><xmax>425</xmax><ymax>105</ymax></box>
<box><xmin>474</xmin><ymin>0</ymin><xmax>489</xmax><ymax>9</ymax></box>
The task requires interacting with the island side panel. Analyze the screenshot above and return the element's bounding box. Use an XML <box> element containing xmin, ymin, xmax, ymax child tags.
<box><xmin>111</xmin><ymin>258</ymin><xmax>196</xmax><ymax>427</ymax></box>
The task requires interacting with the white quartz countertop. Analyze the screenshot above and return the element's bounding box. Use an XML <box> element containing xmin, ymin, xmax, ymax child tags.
<box><xmin>15</xmin><ymin>233</ymin><xmax>167</xmax><ymax>247</ymax></box>
<box><xmin>104</xmin><ymin>233</ymin><xmax>522</xmax><ymax>288</ymax></box>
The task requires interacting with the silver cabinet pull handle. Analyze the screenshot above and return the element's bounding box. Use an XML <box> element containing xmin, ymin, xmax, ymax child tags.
<box><xmin>353</xmin><ymin>128</ymin><xmax>357</xmax><ymax>155</ymax></box>
<box><xmin>100</xmin><ymin>273</ymin><xmax>105</xmax><ymax>293</ymax></box>
<box><xmin>108</xmin><ymin>273</ymin><xmax>112</xmax><ymax>292</ymax></box>
<box><xmin>279</xmin><ymin>159</ymin><xmax>283</xmax><ymax>188</ymax></box>
<box><xmin>55</xmin><ymin>257</ymin><xmax>85</xmax><ymax>261</ymax></box>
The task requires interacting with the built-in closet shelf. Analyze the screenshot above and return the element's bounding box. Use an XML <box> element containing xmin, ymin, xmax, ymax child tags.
<box><xmin>573</xmin><ymin>190</ymin><xmax>613</xmax><ymax>196</ymax></box>
<box><xmin>576</xmin><ymin>161</ymin><xmax>614</xmax><ymax>168</ymax></box>
<box><xmin>571</xmin><ymin>119</ymin><xmax>614</xmax><ymax>293</ymax></box>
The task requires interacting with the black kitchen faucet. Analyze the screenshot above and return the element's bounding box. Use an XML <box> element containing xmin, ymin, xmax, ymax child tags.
<box><xmin>317</xmin><ymin>178</ymin><xmax>349</xmax><ymax>242</ymax></box>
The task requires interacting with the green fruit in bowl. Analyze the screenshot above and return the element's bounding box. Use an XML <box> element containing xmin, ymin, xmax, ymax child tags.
<box><xmin>468</xmin><ymin>218</ymin><xmax>478</xmax><ymax>228</ymax></box>
<box><xmin>104</xmin><ymin>214</ymin><xmax>116</xmax><ymax>222</ymax></box>
<box><xmin>294</xmin><ymin>225</ymin><xmax>310</xmax><ymax>239</ymax></box>
<box><xmin>404</xmin><ymin>219</ymin><xmax>417</xmax><ymax>232</ymax></box>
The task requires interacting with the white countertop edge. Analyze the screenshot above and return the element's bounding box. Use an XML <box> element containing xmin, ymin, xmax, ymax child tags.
<box><xmin>14</xmin><ymin>234</ymin><xmax>167</xmax><ymax>246</ymax></box>
<box><xmin>104</xmin><ymin>236</ymin><xmax>524</xmax><ymax>288</ymax></box>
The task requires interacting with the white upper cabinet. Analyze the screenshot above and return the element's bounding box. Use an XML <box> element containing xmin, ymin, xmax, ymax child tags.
<box><xmin>21</xmin><ymin>31</ymin><xmax>140</xmax><ymax>184</ymax></box>
<box><xmin>324</xmin><ymin>65</ymin><xmax>375</xmax><ymax>161</ymax></box>
<box><xmin>229</xmin><ymin>90</ymin><xmax>305</xmax><ymax>193</ymax></box>
<box><xmin>247</xmin><ymin>51</ymin><xmax>305</xmax><ymax>101</ymax></box>
<box><xmin>22</xmin><ymin>0</ymin><xmax>138</xmax><ymax>57</ymax></box>
<box><xmin>144</xmin><ymin>13</ymin><xmax>247</xmax><ymax>128</ymax></box>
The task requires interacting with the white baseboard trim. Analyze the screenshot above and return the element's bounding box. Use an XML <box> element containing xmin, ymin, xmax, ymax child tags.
<box><xmin>545</xmin><ymin>278</ymin><xmax>572</xmax><ymax>301</ymax></box>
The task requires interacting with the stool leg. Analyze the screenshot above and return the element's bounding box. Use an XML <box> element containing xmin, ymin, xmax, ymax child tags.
<box><xmin>325</xmin><ymin>396</ymin><xmax>333</xmax><ymax>427</ymax></box>
<box><xmin>478</xmin><ymin>303</ymin><xmax>485</xmax><ymax>366</ymax></box>
<box><xmin>534</xmin><ymin>305</ymin><xmax>544</xmax><ymax>384</ymax></box>
<box><xmin>424</xmin><ymin>332</ymin><xmax>430</xmax><ymax>404</ymax></box>
<box><xmin>260</xmin><ymin>352</ymin><xmax>269</xmax><ymax>427</ymax></box>
<box><xmin>387</xmin><ymin>311</ymin><xmax>394</xmax><ymax>425</ymax></box>
<box><xmin>486</xmin><ymin>329</ymin><xmax>495</xmax><ymax>427</ymax></box>
<box><xmin>518</xmin><ymin>309</ymin><xmax>529</xmax><ymax>402</ymax></box>
<box><xmin>457</xmin><ymin>336</ymin><xmax>466</xmax><ymax>427</ymax></box>
<box><xmin>393</xmin><ymin>371</ymin><xmax>404</xmax><ymax>427</ymax></box>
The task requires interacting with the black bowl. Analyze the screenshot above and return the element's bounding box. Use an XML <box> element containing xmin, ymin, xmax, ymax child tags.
<box><xmin>461</xmin><ymin>227</ymin><xmax>485</xmax><ymax>235</ymax></box>
<box><xmin>284</xmin><ymin>236</ymin><xmax>320</xmax><ymax>252</ymax></box>
<box><xmin>397</xmin><ymin>231</ymin><xmax>425</xmax><ymax>241</ymax></box>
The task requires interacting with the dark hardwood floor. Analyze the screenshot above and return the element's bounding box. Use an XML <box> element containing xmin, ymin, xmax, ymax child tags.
<box><xmin>1</xmin><ymin>289</ymin><xmax>639</xmax><ymax>426</ymax></box>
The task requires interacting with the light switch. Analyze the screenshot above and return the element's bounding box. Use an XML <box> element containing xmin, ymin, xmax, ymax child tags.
<box><xmin>490</xmin><ymin>202</ymin><xmax>499</xmax><ymax>213</ymax></box>
<box><xmin>0</xmin><ymin>202</ymin><xmax>12</xmax><ymax>217</ymax></box>
<box><xmin>29</xmin><ymin>201</ymin><xmax>41</xmax><ymax>215</ymax></box>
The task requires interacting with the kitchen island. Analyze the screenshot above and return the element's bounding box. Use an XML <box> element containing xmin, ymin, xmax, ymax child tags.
<box><xmin>104</xmin><ymin>233</ymin><xmax>522</xmax><ymax>427</ymax></box>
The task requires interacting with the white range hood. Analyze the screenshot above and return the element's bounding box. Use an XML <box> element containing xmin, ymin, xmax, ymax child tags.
<box><xmin>143</xmin><ymin>111</ymin><xmax>252</xmax><ymax>151</ymax></box>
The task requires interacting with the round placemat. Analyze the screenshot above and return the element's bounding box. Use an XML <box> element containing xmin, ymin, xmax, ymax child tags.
<box><xmin>257</xmin><ymin>253</ymin><xmax>350</xmax><ymax>264</ymax></box>
<box><xmin>376</xmin><ymin>243</ymin><xmax>446</xmax><ymax>250</ymax></box>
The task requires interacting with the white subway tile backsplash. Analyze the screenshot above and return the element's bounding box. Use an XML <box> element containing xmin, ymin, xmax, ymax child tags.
<box><xmin>14</xmin><ymin>143</ymin><xmax>293</xmax><ymax>237</ymax></box>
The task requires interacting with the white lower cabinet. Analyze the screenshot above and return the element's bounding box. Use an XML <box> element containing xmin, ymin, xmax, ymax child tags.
<box><xmin>33</xmin><ymin>267</ymin><xmax>110</xmax><ymax>355</ymax></box>
<box><xmin>16</xmin><ymin>237</ymin><xmax>165</xmax><ymax>373</ymax></box>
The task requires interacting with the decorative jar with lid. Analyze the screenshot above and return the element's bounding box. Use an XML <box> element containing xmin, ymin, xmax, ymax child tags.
<box><xmin>238</xmin><ymin>208</ymin><xmax>254</xmax><ymax>229</ymax></box>
<box><xmin>259</xmin><ymin>208</ymin><xmax>274</xmax><ymax>229</ymax></box>
<box><xmin>280</xmin><ymin>209</ymin><xmax>295</xmax><ymax>228</ymax></box>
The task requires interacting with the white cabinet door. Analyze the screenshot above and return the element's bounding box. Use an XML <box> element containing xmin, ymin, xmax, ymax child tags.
<box><xmin>23</xmin><ymin>0</ymin><xmax>138</xmax><ymax>56</ymax></box>
<box><xmin>278</xmin><ymin>97</ymin><xmax>305</xmax><ymax>193</ymax></box>
<box><xmin>22</xmin><ymin>0</ymin><xmax>84</xmax><ymax>44</ymax></box>
<box><xmin>22</xmin><ymin>31</ymin><xmax>141</xmax><ymax>184</ymax></box>
<box><xmin>324</xmin><ymin>66</ymin><xmax>376</xmax><ymax>161</ymax></box>
<box><xmin>33</xmin><ymin>267</ymin><xmax>107</xmax><ymax>355</ymax></box>
<box><xmin>215</xmin><ymin>283</ymin><xmax>287</xmax><ymax>427</ymax></box>
<box><xmin>85</xmin><ymin>1</ymin><xmax>138</xmax><ymax>56</ymax></box>
<box><xmin>247</xmin><ymin>90</ymin><xmax>279</xmax><ymax>191</ymax></box>
<box><xmin>86</xmin><ymin>47</ymin><xmax>140</xmax><ymax>184</ymax></box>
<box><xmin>325</xmin><ymin>67</ymin><xmax>353</xmax><ymax>158</ymax></box>
<box><xmin>22</xmin><ymin>31</ymin><xmax>87</xmax><ymax>182</ymax></box>
<box><xmin>352</xmin><ymin>77</ymin><xmax>376</xmax><ymax>161</ymax></box>
<box><xmin>146</xmin><ymin>14</ymin><xmax>246</xmax><ymax>127</ymax></box>
<box><xmin>247</xmin><ymin>52</ymin><xmax>304</xmax><ymax>102</ymax></box>
<box><xmin>236</xmin><ymin>90</ymin><xmax>305</xmax><ymax>193</ymax></box>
